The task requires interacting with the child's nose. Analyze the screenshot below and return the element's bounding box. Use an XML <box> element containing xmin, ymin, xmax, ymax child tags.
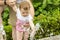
<box><xmin>25</xmin><ymin>13</ymin><xmax>27</xmax><ymax>15</ymax></box>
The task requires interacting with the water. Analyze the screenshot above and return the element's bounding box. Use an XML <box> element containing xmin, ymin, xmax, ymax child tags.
<box><xmin>29</xmin><ymin>23</ymin><xmax>40</xmax><ymax>40</ymax></box>
<box><xmin>0</xmin><ymin>25</ymin><xmax>6</xmax><ymax>40</ymax></box>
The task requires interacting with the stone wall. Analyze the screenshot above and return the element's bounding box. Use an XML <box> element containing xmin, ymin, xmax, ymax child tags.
<box><xmin>39</xmin><ymin>35</ymin><xmax>60</xmax><ymax>40</ymax></box>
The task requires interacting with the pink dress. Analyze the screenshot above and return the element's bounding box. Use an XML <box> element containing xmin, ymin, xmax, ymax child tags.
<box><xmin>16</xmin><ymin>19</ymin><xmax>29</xmax><ymax>32</ymax></box>
<box><xmin>16</xmin><ymin>19</ymin><xmax>24</xmax><ymax>32</ymax></box>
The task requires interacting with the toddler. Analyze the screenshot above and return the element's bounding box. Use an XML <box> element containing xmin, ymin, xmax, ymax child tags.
<box><xmin>16</xmin><ymin>1</ymin><xmax>35</xmax><ymax>40</ymax></box>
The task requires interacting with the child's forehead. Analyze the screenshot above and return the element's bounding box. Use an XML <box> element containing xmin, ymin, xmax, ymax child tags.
<box><xmin>20</xmin><ymin>5</ymin><xmax>30</xmax><ymax>10</ymax></box>
<box><xmin>20</xmin><ymin>5</ymin><xmax>30</xmax><ymax>11</ymax></box>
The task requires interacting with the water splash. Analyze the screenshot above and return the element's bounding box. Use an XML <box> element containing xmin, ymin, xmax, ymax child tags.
<box><xmin>30</xmin><ymin>22</ymin><xmax>45</xmax><ymax>40</ymax></box>
<box><xmin>35</xmin><ymin>23</ymin><xmax>40</xmax><ymax>31</ymax></box>
<box><xmin>30</xmin><ymin>23</ymin><xmax>40</xmax><ymax>40</ymax></box>
<box><xmin>0</xmin><ymin>25</ymin><xmax>6</xmax><ymax>40</ymax></box>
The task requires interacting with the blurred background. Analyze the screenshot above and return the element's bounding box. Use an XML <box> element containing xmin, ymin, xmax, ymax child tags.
<box><xmin>2</xmin><ymin>0</ymin><xmax>60</xmax><ymax>40</ymax></box>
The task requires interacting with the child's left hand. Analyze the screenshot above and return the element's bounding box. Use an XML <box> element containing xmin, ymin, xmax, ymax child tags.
<box><xmin>24</xmin><ymin>22</ymin><xmax>30</xmax><ymax>27</ymax></box>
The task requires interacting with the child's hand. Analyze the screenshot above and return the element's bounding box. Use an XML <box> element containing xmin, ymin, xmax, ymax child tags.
<box><xmin>24</xmin><ymin>22</ymin><xmax>30</xmax><ymax>28</ymax></box>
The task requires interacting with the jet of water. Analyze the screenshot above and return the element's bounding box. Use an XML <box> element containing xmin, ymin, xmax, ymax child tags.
<box><xmin>2</xmin><ymin>30</ymin><xmax>6</xmax><ymax>40</ymax></box>
<box><xmin>35</xmin><ymin>23</ymin><xmax>40</xmax><ymax>31</ymax></box>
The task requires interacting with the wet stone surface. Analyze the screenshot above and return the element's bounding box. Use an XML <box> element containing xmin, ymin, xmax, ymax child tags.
<box><xmin>39</xmin><ymin>35</ymin><xmax>60</xmax><ymax>40</ymax></box>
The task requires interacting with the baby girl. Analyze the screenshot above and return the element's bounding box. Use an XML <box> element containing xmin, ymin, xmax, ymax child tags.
<box><xmin>16</xmin><ymin>1</ymin><xmax>35</xmax><ymax>40</ymax></box>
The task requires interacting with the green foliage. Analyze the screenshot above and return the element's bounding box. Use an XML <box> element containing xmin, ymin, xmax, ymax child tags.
<box><xmin>4</xmin><ymin>25</ymin><xmax>12</xmax><ymax>40</ymax></box>
<box><xmin>2</xmin><ymin>7</ymin><xmax>9</xmax><ymax>26</ymax></box>
<box><xmin>2</xmin><ymin>7</ymin><xmax>12</xmax><ymax>40</ymax></box>
<box><xmin>33</xmin><ymin>0</ymin><xmax>60</xmax><ymax>39</ymax></box>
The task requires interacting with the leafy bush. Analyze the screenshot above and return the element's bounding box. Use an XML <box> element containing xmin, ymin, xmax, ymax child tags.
<box><xmin>33</xmin><ymin>0</ymin><xmax>60</xmax><ymax>39</ymax></box>
<box><xmin>4</xmin><ymin>25</ymin><xmax>12</xmax><ymax>40</ymax></box>
<box><xmin>2</xmin><ymin>7</ymin><xmax>9</xmax><ymax>26</ymax></box>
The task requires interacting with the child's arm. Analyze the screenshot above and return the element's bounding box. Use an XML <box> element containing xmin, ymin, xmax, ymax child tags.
<box><xmin>29</xmin><ymin>20</ymin><xmax>36</xmax><ymax>40</ymax></box>
<box><xmin>29</xmin><ymin>20</ymin><xmax>35</xmax><ymax>31</ymax></box>
<box><xmin>26</xmin><ymin>0</ymin><xmax>35</xmax><ymax>17</ymax></box>
<box><xmin>29</xmin><ymin>14</ymin><xmax>35</xmax><ymax>31</ymax></box>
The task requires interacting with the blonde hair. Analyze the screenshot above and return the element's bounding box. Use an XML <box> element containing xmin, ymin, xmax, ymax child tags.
<box><xmin>19</xmin><ymin>1</ymin><xmax>30</xmax><ymax>11</ymax></box>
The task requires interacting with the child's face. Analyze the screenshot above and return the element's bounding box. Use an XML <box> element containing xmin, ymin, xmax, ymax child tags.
<box><xmin>20</xmin><ymin>4</ymin><xmax>30</xmax><ymax>17</ymax></box>
<box><xmin>21</xmin><ymin>10</ymin><xmax>29</xmax><ymax>17</ymax></box>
